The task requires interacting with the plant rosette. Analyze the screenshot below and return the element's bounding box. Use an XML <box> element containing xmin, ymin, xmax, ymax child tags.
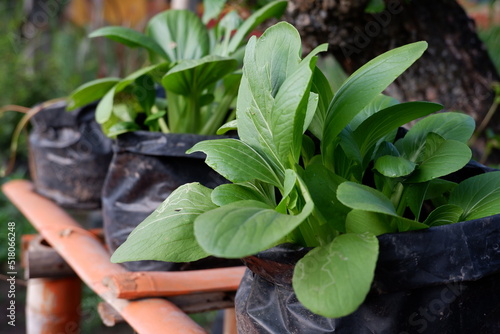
<box><xmin>66</xmin><ymin>1</ymin><xmax>287</xmax><ymax>137</ymax></box>
<box><xmin>111</xmin><ymin>22</ymin><xmax>500</xmax><ymax>319</ymax></box>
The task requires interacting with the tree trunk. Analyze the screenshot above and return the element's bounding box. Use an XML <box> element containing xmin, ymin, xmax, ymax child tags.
<box><xmin>284</xmin><ymin>0</ymin><xmax>500</xmax><ymax>162</ymax></box>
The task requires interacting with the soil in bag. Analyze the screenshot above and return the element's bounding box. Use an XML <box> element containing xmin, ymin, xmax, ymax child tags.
<box><xmin>29</xmin><ymin>100</ymin><xmax>112</xmax><ymax>209</ymax></box>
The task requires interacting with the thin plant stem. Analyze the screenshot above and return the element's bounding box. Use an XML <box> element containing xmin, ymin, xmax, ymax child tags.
<box><xmin>3</xmin><ymin>98</ymin><xmax>65</xmax><ymax>176</ymax></box>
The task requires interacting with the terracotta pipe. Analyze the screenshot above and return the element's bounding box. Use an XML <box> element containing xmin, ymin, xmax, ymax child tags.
<box><xmin>104</xmin><ymin>267</ymin><xmax>246</xmax><ymax>299</ymax></box>
<box><xmin>26</xmin><ymin>277</ymin><xmax>81</xmax><ymax>334</ymax></box>
<box><xmin>97</xmin><ymin>301</ymin><xmax>125</xmax><ymax>327</ymax></box>
<box><xmin>223</xmin><ymin>308</ymin><xmax>237</xmax><ymax>334</ymax></box>
<box><xmin>3</xmin><ymin>180</ymin><xmax>206</xmax><ymax>334</ymax></box>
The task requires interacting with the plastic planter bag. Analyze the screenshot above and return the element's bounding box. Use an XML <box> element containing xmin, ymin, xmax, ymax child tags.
<box><xmin>236</xmin><ymin>165</ymin><xmax>500</xmax><ymax>334</ymax></box>
<box><xmin>29</xmin><ymin>100</ymin><xmax>112</xmax><ymax>209</ymax></box>
<box><xmin>102</xmin><ymin>131</ymin><xmax>240</xmax><ymax>271</ymax></box>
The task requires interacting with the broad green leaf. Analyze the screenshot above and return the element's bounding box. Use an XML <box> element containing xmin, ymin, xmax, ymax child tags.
<box><xmin>95</xmin><ymin>86</ymin><xmax>116</xmax><ymax>124</ymax></box>
<box><xmin>236</xmin><ymin>24</ymin><xmax>301</xmax><ymax>170</ymax></box>
<box><xmin>348</xmin><ymin>94</ymin><xmax>398</xmax><ymax>131</ymax></box>
<box><xmin>93</xmin><ymin>63</ymin><xmax>168</xmax><ymax>125</ymax></box>
<box><xmin>162</xmin><ymin>55</ymin><xmax>237</xmax><ymax>95</ymax></box>
<box><xmin>219</xmin><ymin>10</ymin><xmax>242</xmax><ymax>31</ymax></box>
<box><xmin>270</xmin><ymin>55</ymin><xmax>318</xmax><ymax>164</ymax></box>
<box><xmin>215</xmin><ymin>11</ymin><xmax>243</xmax><ymax>56</ymax></box>
<box><xmin>346</xmin><ymin>210</ymin><xmax>396</xmax><ymax>235</ymax></box>
<box><xmin>353</xmin><ymin>102</ymin><xmax>443</xmax><ymax>158</ymax></box>
<box><xmin>67</xmin><ymin>78</ymin><xmax>120</xmax><ymax>110</ymax></box>
<box><xmin>394</xmin><ymin>216</ymin><xmax>429</xmax><ymax>232</ymax></box>
<box><xmin>373</xmin><ymin>141</ymin><xmax>400</xmax><ymax>160</ymax></box>
<box><xmin>115</xmin><ymin>63</ymin><xmax>168</xmax><ymax>92</ymax></box>
<box><xmin>338</xmin><ymin>183</ymin><xmax>428</xmax><ymax>232</ymax></box>
<box><xmin>309</xmin><ymin>67</ymin><xmax>334</xmax><ymax>140</ymax></box>
<box><xmin>374</xmin><ymin>155</ymin><xmax>416</xmax><ymax>178</ymax></box>
<box><xmin>111</xmin><ymin>183</ymin><xmax>217</xmax><ymax>263</ymax></box>
<box><xmin>338</xmin><ymin>126</ymin><xmax>363</xmax><ymax>168</ymax></box>
<box><xmin>423</xmin><ymin>204</ymin><xmax>463</xmax><ymax>226</ymax></box>
<box><xmin>199</xmin><ymin>93</ymin><xmax>215</xmax><ymax>107</ymax></box>
<box><xmin>195</xmin><ymin>171</ymin><xmax>314</xmax><ymax>257</ymax></box>
<box><xmin>243</xmin><ymin>22</ymin><xmax>301</xmax><ymax>101</ymax></box>
<box><xmin>147</xmin><ymin>10</ymin><xmax>209</xmax><ymax>61</ymax></box>
<box><xmin>216</xmin><ymin>120</ymin><xmax>237</xmax><ymax>135</ymax></box>
<box><xmin>89</xmin><ymin>26</ymin><xmax>169</xmax><ymax>59</ymax></box>
<box><xmin>301</xmin><ymin>135</ymin><xmax>316</xmax><ymax>165</ymax></box>
<box><xmin>134</xmin><ymin>75</ymin><xmax>157</xmax><ymax>113</ymax></box>
<box><xmin>106</xmin><ymin>121</ymin><xmax>142</xmax><ymax>137</ymax></box>
<box><xmin>404</xmin><ymin>179</ymin><xmax>457</xmax><ymax>219</ymax></box>
<box><xmin>293</xmin><ymin>233</ymin><xmax>379</xmax><ymax>318</ymax></box>
<box><xmin>303</xmin><ymin>93</ymin><xmax>319</xmax><ymax>134</ymax></box>
<box><xmin>194</xmin><ymin>198</ymin><xmax>313</xmax><ymax>258</ymax></box>
<box><xmin>101</xmin><ymin>112</ymin><xmax>123</xmax><ymax>136</ymax></box>
<box><xmin>402</xmin><ymin>112</ymin><xmax>475</xmax><ymax>148</ymax></box>
<box><xmin>333</xmin><ymin>142</ymin><xmax>360</xmax><ymax>180</ymax></box>
<box><xmin>404</xmin><ymin>182</ymin><xmax>429</xmax><ymax>220</ymax></box>
<box><xmin>303</xmin><ymin>163</ymin><xmax>350</xmax><ymax>233</ymax></box>
<box><xmin>188</xmin><ymin>138</ymin><xmax>283</xmax><ymax>188</ymax></box>
<box><xmin>337</xmin><ymin>182</ymin><xmax>397</xmax><ymax>216</ymax></box>
<box><xmin>233</xmin><ymin>76</ymin><xmax>274</xmax><ymax>161</ymax></box>
<box><xmin>449</xmin><ymin>171</ymin><xmax>500</xmax><ymax>220</ymax></box>
<box><xmin>112</xmin><ymin>103</ymin><xmax>135</xmax><ymax>122</ymax></box>
<box><xmin>202</xmin><ymin>0</ymin><xmax>226</xmax><ymax>24</ymax></box>
<box><xmin>425</xmin><ymin>178</ymin><xmax>457</xmax><ymax>197</ymax></box>
<box><xmin>275</xmin><ymin>169</ymin><xmax>302</xmax><ymax>214</ymax></box>
<box><xmin>322</xmin><ymin>42</ymin><xmax>428</xmax><ymax>158</ymax></box>
<box><xmin>144</xmin><ymin>111</ymin><xmax>167</xmax><ymax>126</ymax></box>
<box><xmin>211</xmin><ymin>183</ymin><xmax>272</xmax><ymax>206</ymax></box>
<box><xmin>406</xmin><ymin>136</ymin><xmax>471</xmax><ymax>182</ymax></box>
<box><xmin>226</xmin><ymin>0</ymin><xmax>288</xmax><ymax>55</ymax></box>
<box><xmin>398</xmin><ymin>112</ymin><xmax>476</xmax><ymax>160</ymax></box>
<box><xmin>236</xmin><ymin>23</ymin><xmax>324</xmax><ymax>170</ymax></box>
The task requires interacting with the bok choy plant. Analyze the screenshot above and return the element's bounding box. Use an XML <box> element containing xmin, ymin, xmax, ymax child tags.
<box><xmin>66</xmin><ymin>1</ymin><xmax>287</xmax><ymax>137</ymax></box>
<box><xmin>111</xmin><ymin>22</ymin><xmax>500</xmax><ymax>318</ymax></box>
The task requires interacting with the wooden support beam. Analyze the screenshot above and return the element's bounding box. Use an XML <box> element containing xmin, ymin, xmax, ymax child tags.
<box><xmin>168</xmin><ymin>292</ymin><xmax>236</xmax><ymax>314</ymax></box>
<box><xmin>23</xmin><ymin>229</ymin><xmax>103</xmax><ymax>279</ymax></box>
<box><xmin>25</xmin><ymin>235</ymin><xmax>75</xmax><ymax>279</ymax></box>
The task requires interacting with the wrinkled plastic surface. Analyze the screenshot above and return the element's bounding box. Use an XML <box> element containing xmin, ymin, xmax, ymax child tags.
<box><xmin>102</xmin><ymin>131</ymin><xmax>240</xmax><ymax>271</ymax></box>
<box><xmin>29</xmin><ymin>101</ymin><xmax>112</xmax><ymax>209</ymax></box>
<box><xmin>236</xmin><ymin>165</ymin><xmax>500</xmax><ymax>334</ymax></box>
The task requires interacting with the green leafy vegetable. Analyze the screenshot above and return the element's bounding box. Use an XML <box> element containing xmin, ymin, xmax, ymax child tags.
<box><xmin>111</xmin><ymin>22</ymin><xmax>500</xmax><ymax>320</ymax></box>
<box><xmin>68</xmin><ymin>1</ymin><xmax>287</xmax><ymax>137</ymax></box>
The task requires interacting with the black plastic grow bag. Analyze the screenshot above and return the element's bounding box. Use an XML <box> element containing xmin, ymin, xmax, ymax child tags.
<box><xmin>29</xmin><ymin>100</ymin><xmax>113</xmax><ymax>209</ymax></box>
<box><xmin>102</xmin><ymin>131</ymin><xmax>240</xmax><ymax>271</ymax></box>
<box><xmin>236</xmin><ymin>164</ymin><xmax>500</xmax><ymax>334</ymax></box>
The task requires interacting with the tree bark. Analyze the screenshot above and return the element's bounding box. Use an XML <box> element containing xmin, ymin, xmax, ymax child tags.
<box><xmin>284</xmin><ymin>0</ymin><xmax>500</xmax><ymax>162</ymax></box>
